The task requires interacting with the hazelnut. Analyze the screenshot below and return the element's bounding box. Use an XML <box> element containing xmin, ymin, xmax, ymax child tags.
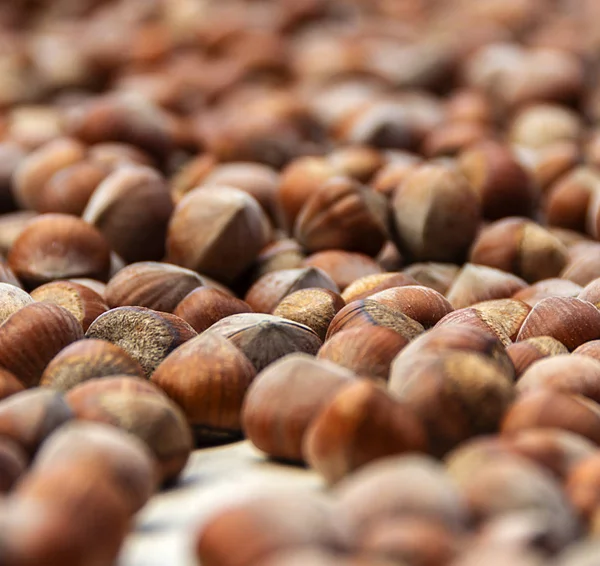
<box><xmin>327</xmin><ymin>145</ymin><xmax>384</xmax><ymax>183</ymax></box>
<box><xmin>389</xmin><ymin>351</ymin><xmax>515</xmax><ymax>456</ymax></box>
<box><xmin>152</xmin><ymin>332</ymin><xmax>256</xmax><ymax>443</ymax></box>
<box><xmin>245</xmin><ymin>267</ymin><xmax>338</xmax><ymax>314</ymax></box>
<box><xmin>0</xmin><ymin>282</ymin><xmax>33</xmax><ymax>325</ymax></box>
<box><xmin>40</xmin><ymin>338</ymin><xmax>144</xmax><ymax>391</ymax></box>
<box><xmin>66</xmin><ymin>380</ymin><xmax>192</xmax><ymax>483</ymax></box>
<box><xmin>391</xmin><ymin>163</ymin><xmax>481</xmax><ymax>262</ymax></box>
<box><xmin>32</xmin><ymin>421</ymin><xmax>157</xmax><ymax>513</ymax></box>
<box><xmin>294</xmin><ymin>177</ymin><xmax>389</xmax><ymax>257</ymax></box>
<box><xmin>422</xmin><ymin>120</ymin><xmax>491</xmax><ymax>158</ymax></box>
<box><xmin>31</xmin><ymin>280</ymin><xmax>108</xmax><ymax>331</ymax></box>
<box><xmin>174</xmin><ymin>287</ymin><xmax>253</xmax><ymax>334</ymax></box>
<box><xmin>87</xmin><ymin>142</ymin><xmax>153</xmax><ymax>170</ymax></box>
<box><xmin>82</xmin><ymin>165</ymin><xmax>174</xmax><ymax>263</ymax></box>
<box><xmin>435</xmin><ymin>307</ymin><xmax>513</xmax><ymax>347</ymax></box>
<box><xmin>241</xmin><ymin>354</ymin><xmax>356</xmax><ymax>462</ymax></box>
<box><xmin>513</xmin><ymin>278</ymin><xmax>582</xmax><ymax>307</ymax></box>
<box><xmin>167</xmin><ymin>185</ymin><xmax>272</xmax><ymax>285</ymax></box>
<box><xmin>11</xmin><ymin>137</ymin><xmax>86</xmax><ymax>211</ymax></box>
<box><xmin>509</xmin><ymin>104</ymin><xmax>582</xmax><ymax>148</ymax></box>
<box><xmin>85</xmin><ymin>306</ymin><xmax>197</xmax><ymax>377</ymax></box>
<box><xmin>369</xmin><ymin>285</ymin><xmax>453</xmax><ymax>328</ymax></box>
<box><xmin>334</xmin><ymin>455</ymin><xmax>468</xmax><ymax>533</ymax></box>
<box><xmin>0</xmin><ymin>302</ymin><xmax>83</xmax><ymax>387</ymax></box>
<box><xmin>376</xmin><ymin>241</ymin><xmax>404</xmax><ymax>272</ymax></box>
<box><xmin>501</xmin><ymin>390</ymin><xmax>600</xmax><ymax>444</ymax></box>
<box><xmin>469</xmin><ymin>217</ymin><xmax>568</xmax><ymax>283</ymax></box>
<box><xmin>341</xmin><ymin>272</ymin><xmax>418</xmax><ymax>303</ymax></box>
<box><xmin>402</xmin><ymin>262</ymin><xmax>460</xmax><ymax>295</ymax></box>
<box><xmin>7</xmin><ymin>213</ymin><xmax>112</xmax><ymax>289</ymax></box>
<box><xmin>516</xmin><ymin>354</ymin><xmax>600</xmax><ymax>402</ymax></box>
<box><xmin>250</xmin><ymin>239</ymin><xmax>305</xmax><ymax>282</ymax></box>
<box><xmin>0</xmin><ymin>210</ymin><xmax>38</xmax><ymax>256</ymax></box>
<box><xmin>302</xmin><ymin>250</ymin><xmax>383</xmax><ymax>291</ymax></box>
<box><xmin>507</xmin><ymin>336</ymin><xmax>568</xmax><ymax>377</ymax></box>
<box><xmin>208</xmin><ymin>313</ymin><xmax>322</xmax><ymax>372</ymax></box>
<box><xmin>197</xmin><ymin>493</ymin><xmax>349</xmax><ymax>566</ymax></box>
<box><xmin>561</xmin><ymin>245</ymin><xmax>600</xmax><ymax>286</ymax></box>
<box><xmin>303</xmin><ymin>380</ymin><xmax>428</xmax><ymax>483</ymax></box>
<box><xmin>326</xmin><ymin>299</ymin><xmax>424</xmax><ymax>341</ymax></box>
<box><xmin>573</xmin><ymin>340</ymin><xmax>600</xmax><ymax>362</ymax></box>
<box><xmin>105</xmin><ymin>261</ymin><xmax>204</xmax><ymax>313</ymax></box>
<box><xmin>0</xmin><ymin>388</ymin><xmax>73</xmax><ymax>456</ymax></box>
<box><xmin>516</xmin><ymin>297</ymin><xmax>600</xmax><ymax>350</ymax></box>
<box><xmin>470</xmin><ymin>298</ymin><xmax>531</xmax><ymax>342</ymax></box>
<box><xmin>273</xmin><ymin>288</ymin><xmax>345</xmax><ymax>341</ymax></box>
<box><xmin>370</xmin><ymin>152</ymin><xmax>423</xmax><ymax>199</ymax></box>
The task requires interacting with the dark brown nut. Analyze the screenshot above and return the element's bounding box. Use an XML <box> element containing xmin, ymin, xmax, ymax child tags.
<box><xmin>197</xmin><ymin>493</ymin><xmax>349</xmax><ymax>566</ymax></box>
<box><xmin>105</xmin><ymin>261</ymin><xmax>204</xmax><ymax>313</ymax></box>
<box><xmin>66</xmin><ymin>382</ymin><xmax>192</xmax><ymax>483</ymax></box>
<box><xmin>294</xmin><ymin>177</ymin><xmax>389</xmax><ymax>257</ymax></box>
<box><xmin>0</xmin><ymin>436</ymin><xmax>26</xmax><ymax>492</ymax></box>
<box><xmin>278</xmin><ymin>156</ymin><xmax>340</xmax><ymax>231</ymax></box>
<box><xmin>326</xmin><ymin>299</ymin><xmax>424</xmax><ymax>342</ymax></box>
<box><xmin>435</xmin><ymin>308</ymin><xmax>513</xmax><ymax>347</ymax></box>
<box><xmin>167</xmin><ymin>185</ymin><xmax>272</xmax><ymax>284</ymax></box>
<box><xmin>0</xmin><ymin>282</ymin><xmax>32</xmax><ymax>325</ymax></box>
<box><xmin>469</xmin><ymin>217</ymin><xmax>568</xmax><ymax>283</ymax></box>
<box><xmin>174</xmin><ymin>287</ymin><xmax>253</xmax><ymax>334</ymax></box>
<box><xmin>566</xmin><ymin>454</ymin><xmax>600</xmax><ymax>521</ymax></box>
<box><xmin>273</xmin><ymin>288</ymin><xmax>345</xmax><ymax>341</ymax></box>
<box><xmin>327</xmin><ymin>145</ymin><xmax>384</xmax><ymax>183</ymax></box>
<box><xmin>241</xmin><ymin>354</ymin><xmax>356</xmax><ymax>462</ymax></box>
<box><xmin>151</xmin><ymin>332</ymin><xmax>256</xmax><ymax>443</ymax></box>
<box><xmin>389</xmin><ymin>351</ymin><xmax>514</xmax><ymax>456</ymax></box>
<box><xmin>0</xmin><ymin>389</ymin><xmax>72</xmax><ymax>456</ymax></box>
<box><xmin>7</xmin><ymin>213</ymin><xmax>112</xmax><ymax>289</ymax></box>
<box><xmin>0</xmin><ymin>210</ymin><xmax>37</xmax><ymax>256</ymax></box>
<box><xmin>446</xmin><ymin>264</ymin><xmax>528</xmax><ymax>309</ymax></box>
<box><xmin>392</xmin><ymin>164</ymin><xmax>480</xmax><ymax>263</ymax></box>
<box><xmin>85</xmin><ymin>306</ymin><xmax>197</xmax><ymax>377</ymax></box>
<box><xmin>201</xmin><ymin>162</ymin><xmax>281</xmax><ymax>227</ymax></box>
<box><xmin>0</xmin><ymin>302</ymin><xmax>83</xmax><ymax>387</ymax></box>
<box><xmin>501</xmin><ymin>391</ymin><xmax>600</xmax><ymax>444</ymax></box>
<box><xmin>245</xmin><ymin>267</ymin><xmax>338</xmax><ymax>314</ymax></box>
<box><xmin>517</xmin><ymin>354</ymin><xmax>600</xmax><ymax>402</ymax></box>
<box><xmin>302</xmin><ymin>250</ymin><xmax>383</xmax><ymax>291</ymax></box>
<box><xmin>470</xmin><ymin>299</ymin><xmax>531</xmax><ymax>342</ymax></box>
<box><xmin>12</xmin><ymin>137</ymin><xmax>86</xmax><ymax>210</ymax></box>
<box><xmin>507</xmin><ymin>336</ymin><xmax>569</xmax><ymax>377</ymax></box>
<box><xmin>40</xmin><ymin>339</ymin><xmax>144</xmax><ymax>392</ymax></box>
<box><xmin>454</xmin><ymin>455</ymin><xmax>577</xmax><ymax>547</ymax></box>
<box><xmin>376</xmin><ymin>241</ymin><xmax>403</xmax><ymax>272</ymax></box>
<box><xmin>170</xmin><ymin>153</ymin><xmax>217</xmax><ymax>204</ymax></box>
<box><xmin>513</xmin><ymin>278</ymin><xmax>583</xmax><ymax>307</ymax></box>
<box><xmin>251</xmin><ymin>239</ymin><xmax>305</xmax><ymax>282</ymax></box>
<box><xmin>515</xmin><ymin>141</ymin><xmax>581</xmax><ymax>193</ymax></box>
<box><xmin>341</xmin><ymin>272</ymin><xmax>418</xmax><ymax>303</ymax></box>
<box><xmin>208</xmin><ymin>313</ymin><xmax>322</xmax><ymax>372</ymax></box>
<box><xmin>317</xmin><ymin>327</ymin><xmax>407</xmax><ymax>381</ymax></box>
<box><xmin>31</xmin><ymin>280</ymin><xmax>108</xmax><ymax>331</ymax></box>
<box><xmin>369</xmin><ymin>285</ymin><xmax>453</xmax><ymax>329</ymax></box>
<box><xmin>402</xmin><ymin>262</ymin><xmax>460</xmax><ymax>295</ymax></box>
<box><xmin>394</xmin><ymin>325</ymin><xmax>514</xmax><ymax>378</ymax></box>
<box><xmin>32</xmin><ymin>421</ymin><xmax>157</xmax><ymax>513</ymax></box>
<box><xmin>10</xmin><ymin>462</ymin><xmax>131</xmax><ymax>566</ymax></box>
<box><xmin>38</xmin><ymin>160</ymin><xmax>109</xmax><ymax>215</ymax></box>
<box><xmin>65</xmin><ymin>94</ymin><xmax>174</xmax><ymax>161</ymax></box>
<box><xmin>422</xmin><ymin>120</ymin><xmax>491</xmax><ymax>158</ymax></box>
<box><xmin>510</xmin><ymin>429</ymin><xmax>596</xmax><ymax>481</ymax></box>
<box><xmin>574</xmin><ymin>340</ymin><xmax>600</xmax><ymax>362</ymax></box>
<box><xmin>334</xmin><ymin>455</ymin><xmax>468</xmax><ymax>534</ymax></box>
<box><xmin>516</xmin><ymin>297</ymin><xmax>600</xmax><ymax>350</ymax></box>
<box><xmin>510</xmin><ymin>104</ymin><xmax>582</xmax><ymax>148</ymax></box>
<box><xmin>88</xmin><ymin>142</ymin><xmax>153</xmax><ymax>170</ymax></box>
<box><xmin>303</xmin><ymin>380</ymin><xmax>427</xmax><ymax>483</ymax></box>
<box><xmin>82</xmin><ymin>165</ymin><xmax>174</xmax><ymax>263</ymax></box>
<box><xmin>545</xmin><ymin>167</ymin><xmax>600</xmax><ymax>232</ymax></box>
<box><xmin>370</xmin><ymin>153</ymin><xmax>423</xmax><ymax>198</ymax></box>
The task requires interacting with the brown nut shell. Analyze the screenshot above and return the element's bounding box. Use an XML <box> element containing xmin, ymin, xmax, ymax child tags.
<box><xmin>152</xmin><ymin>332</ymin><xmax>256</xmax><ymax>442</ymax></box>
<box><xmin>341</xmin><ymin>272</ymin><xmax>418</xmax><ymax>303</ymax></box>
<box><xmin>507</xmin><ymin>336</ymin><xmax>568</xmax><ymax>377</ymax></box>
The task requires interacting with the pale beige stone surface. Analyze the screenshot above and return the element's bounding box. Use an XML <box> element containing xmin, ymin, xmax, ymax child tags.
<box><xmin>119</xmin><ymin>441</ymin><xmax>321</xmax><ymax>566</ymax></box>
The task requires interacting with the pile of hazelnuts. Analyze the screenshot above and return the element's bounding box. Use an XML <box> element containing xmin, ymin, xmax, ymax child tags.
<box><xmin>2</xmin><ymin>0</ymin><xmax>600</xmax><ymax>565</ymax></box>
